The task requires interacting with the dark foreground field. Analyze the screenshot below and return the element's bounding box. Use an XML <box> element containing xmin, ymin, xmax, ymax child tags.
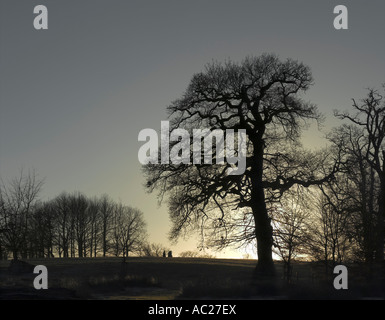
<box><xmin>0</xmin><ymin>257</ymin><xmax>384</xmax><ymax>300</ymax></box>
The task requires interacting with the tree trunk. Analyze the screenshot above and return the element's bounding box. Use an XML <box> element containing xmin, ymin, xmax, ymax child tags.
<box><xmin>251</xmin><ymin>180</ymin><xmax>274</xmax><ymax>275</ymax></box>
<box><xmin>250</xmin><ymin>138</ymin><xmax>275</xmax><ymax>276</ymax></box>
<box><xmin>375</xmin><ymin>175</ymin><xmax>385</xmax><ymax>261</ymax></box>
<box><xmin>253</xmin><ymin>208</ymin><xmax>275</xmax><ymax>275</ymax></box>
<box><xmin>78</xmin><ymin>241</ymin><xmax>83</xmax><ymax>258</ymax></box>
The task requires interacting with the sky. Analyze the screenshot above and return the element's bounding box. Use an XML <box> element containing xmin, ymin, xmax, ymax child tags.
<box><xmin>0</xmin><ymin>0</ymin><xmax>384</xmax><ymax>258</ymax></box>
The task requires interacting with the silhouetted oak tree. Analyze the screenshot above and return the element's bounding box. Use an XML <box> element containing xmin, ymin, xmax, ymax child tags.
<box><xmin>144</xmin><ymin>54</ymin><xmax>337</xmax><ymax>274</ymax></box>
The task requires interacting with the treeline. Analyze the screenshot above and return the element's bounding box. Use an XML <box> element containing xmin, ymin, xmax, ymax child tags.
<box><xmin>0</xmin><ymin>177</ymin><xmax>157</xmax><ymax>260</ymax></box>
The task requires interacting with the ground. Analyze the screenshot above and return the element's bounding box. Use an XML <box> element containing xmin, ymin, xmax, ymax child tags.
<box><xmin>0</xmin><ymin>257</ymin><xmax>384</xmax><ymax>300</ymax></box>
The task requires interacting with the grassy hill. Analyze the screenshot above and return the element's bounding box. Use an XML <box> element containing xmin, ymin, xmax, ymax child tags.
<box><xmin>0</xmin><ymin>257</ymin><xmax>384</xmax><ymax>300</ymax></box>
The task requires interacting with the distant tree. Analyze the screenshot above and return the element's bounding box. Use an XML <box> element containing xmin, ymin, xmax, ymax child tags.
<box><xmin>87</xmin><ymin>197</ymin><xmax>101</xmax><ymax>257</ymax></box>
<box><xmin>325</xmin><ymin>124</ymin><xmax>378</xmax><ymax>262</ymax></box>
<box><xmin>112</xmin><ymin>204</ymin><xmax>147</xmax><ymax>261</ymax></box>
<box><xmin>51</xmin><ymin>193</ymin><xmax>73</xmax><ymax>257</ymax></box>
<box><xmin>197</xmin><ymin>252</ymin><xmax>216</xmax><ymax>259</ymax></box>
<box><xmin>334</xmin><ymin>86</ymin><xmax>385</xmax><ymax>261</ymax></box>
<box><xmin>179</xmin><ymin>250</ymin><xmax>200</xmax><ymax>258</ymax></box>
<box><xmin>28</xmin><ymin>201</ymin><xmax>56</xmax><ymax>258</ymax></box>
<box><xmin>242</xmin><ymin>253</ymin><xmax>251</xmax><ymax>259</ymax></box>
<box><xmin>67</xmin><ymin>192</ymin><xmax>89</xmax><ymax>258</ymax></box>
<box><xmin>271</xmin><ymin>186</ymin><xmax>311</xmax><ymax>279</ymax></box>
<box><xmin>179</xmin><ymin>250</ymin><xmax>216</xmax><ymax>258</ymax></box>
<box><xmin>144</xmin><ymin>54</ymin><xmax>337</xmax><ymax>274</ymax></box>
<box><xmin>0</xmin><ymin>197</ymin><xmax>8</xmax><ymax>259</ymax></box>
<box><xmin>0</xmin><ymin>170</ymin><xmax>43</xmax><ymax>259</ymax></box>
<box><xmin>306</xmin><ymin>191</ymin><xmax>351</xmax><ymax>269</ymax></box>
<box><xmin>140</xmin><ymin>242</ymin><xmax>169</xmax><ymax>257</ymax></box>
<box><xmin>98</xmin><ymin>194</ymin><xmax>115</xmax><ymax>257</ymax></box>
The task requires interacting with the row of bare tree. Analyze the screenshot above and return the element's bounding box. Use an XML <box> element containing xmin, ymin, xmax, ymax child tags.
<box><xmin>0</xmin><ymin>177</ymin><xmax>167</xmax><ymax>260</ymax></box>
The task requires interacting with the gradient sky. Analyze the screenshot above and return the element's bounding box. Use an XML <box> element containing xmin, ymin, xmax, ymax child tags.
<box><xmin>1</xmin><ymin>0</ymin><xmax>384</xmax><ymax>258</ymax></box>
